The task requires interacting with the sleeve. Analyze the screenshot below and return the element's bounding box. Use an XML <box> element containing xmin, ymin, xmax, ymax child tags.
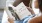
<box><xmin>22</xmin><ymin>14</ymin><xmax>36</xmax><ymax>23</ymax></box>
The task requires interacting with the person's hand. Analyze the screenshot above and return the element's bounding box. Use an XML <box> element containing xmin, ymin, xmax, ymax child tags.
<box><xmin>26</xmin><ymin>7</ymin><xmax>35</xmax><ymax>15</ymax></box>
<box><xmin>29</xmin><ymin>16</ymin><xmax>42</xmax><ymax>23</ymax></box>
<box><xmin>8</xmin><ymin>17</ymin><xmax>14</xmax><ymax>23</ymax></box>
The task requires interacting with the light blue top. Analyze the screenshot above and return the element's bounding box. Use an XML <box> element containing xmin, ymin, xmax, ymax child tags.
<box><xmin>14</xmin><ymin>14</ymin><xmax>35</xmax><ymax>23</ymax></box>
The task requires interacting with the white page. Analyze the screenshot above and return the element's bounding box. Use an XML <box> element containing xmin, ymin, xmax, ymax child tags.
<box><xmin>14</xmin><ymin>2</ymin><xmax>31</xmax><ymax>20</ymax></box>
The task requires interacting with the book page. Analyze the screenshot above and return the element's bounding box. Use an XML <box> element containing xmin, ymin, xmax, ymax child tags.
<box><xmin>14</xmin><ymin>2</ymin><xmax>31</xmax><ymax>20</ymax></box>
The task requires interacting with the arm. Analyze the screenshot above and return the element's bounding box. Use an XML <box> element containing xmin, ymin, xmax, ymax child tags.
<box><xmin>29</xmin><ymin>16</ymin><xmax>42</xmax><ymax>23</ymax></box>
<box><xmin>13</xmin><ymin>0</ymin><xmax>22</xmax><ymax>7</ymax></box>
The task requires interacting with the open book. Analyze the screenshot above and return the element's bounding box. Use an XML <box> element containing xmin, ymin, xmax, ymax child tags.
<box><xmin>14</xmin><ymin>2</ymin><xmax>31</xmax><ymax>20</ymax></box>
<box><xmin>7</xmin><ymin>2</ymin><xmax>31</xmax><ymax>20</ymax></box>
